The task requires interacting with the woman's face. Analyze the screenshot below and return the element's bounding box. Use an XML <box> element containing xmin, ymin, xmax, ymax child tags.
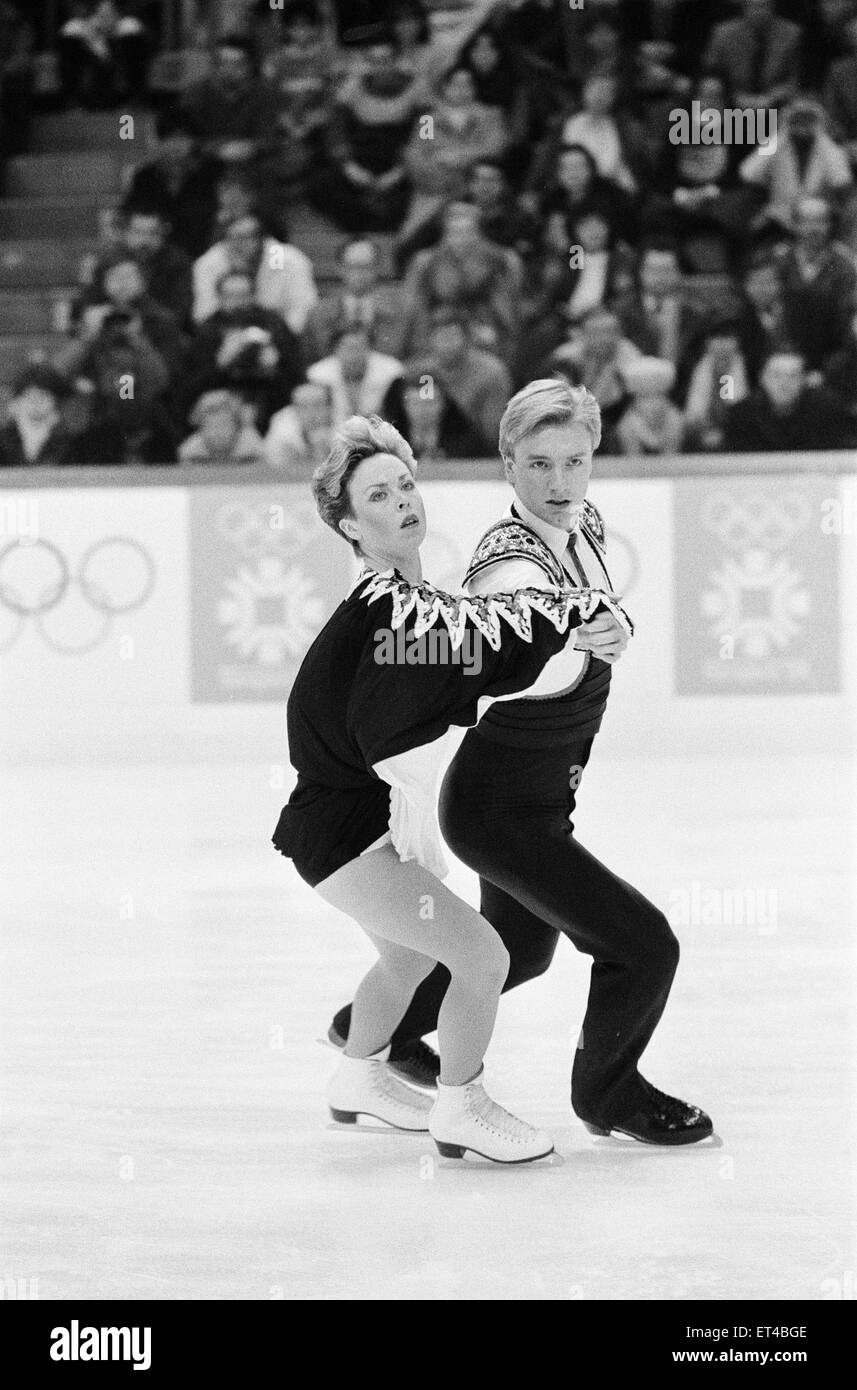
<box><xmin>341</xmin><ymin>454</ymin><xmax>427</xmax><ymax>563</ymax></box>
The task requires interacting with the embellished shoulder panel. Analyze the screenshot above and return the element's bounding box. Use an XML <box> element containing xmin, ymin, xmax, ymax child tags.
<box><xmin>356</xmin><ymin>570</ymin><xmax>633</xmax><ymax>652</ymax></box>
<box><xmin>463</xmin><ymin>519</ymin><xmax>566</xmax><ymax>589</ymax></box>
<box><xmin>581</xmin><ymin>499</ymin><xmax>606</xmax><ymax>554</ymax></box>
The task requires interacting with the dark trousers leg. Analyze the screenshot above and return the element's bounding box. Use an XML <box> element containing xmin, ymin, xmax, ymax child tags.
<box><xmin>439</xmin><ymin>793</ymin><xmax>680</xmax><ymax>1125</ymax></box>
<box><xmin>332</xmin><ymin>878</ymin><xmax>560</xmax><ymax>1045</ymax></box>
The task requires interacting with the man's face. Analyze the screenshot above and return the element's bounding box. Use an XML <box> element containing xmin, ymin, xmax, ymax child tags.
<box><xmin>641</xmin><ymin>251</ymin><xmax>680</xmax><ymax>298</ymax></box>
<box><xmin>745</xmin><ymin>263</ymin><xmax>780</xmax><ymax>307</ymax></box>
<box><xmin>430</xmin><ymin>322</ymin><xmax>467</xmax><ymax>365</ymax></box>
<box><xmin>708</xmin><ymin>331</ymin><xmax>739</xmax><ymax>365</ymax></box>
<box><xmin>584</xmin><ymin>76</ymin><xmax>615</xmax><ymax>116</ymax></box>
<box><xmin>762</xmin><ymin>355</ymin><xmax>804</xmax><ymax>410</ymax></box>
<box><xmin>219</xmin><ymin>274</ymin><xmax>254</xmax><ymax>315</ymax></box>
<box><xmin>336</xmin><ymin>331</ymin><xmax>370</xmax><ymax>379</ymax></box>
<box><xmin>104</xmin><ymin>261</ymin><xmax>145</xmax><ymax>305</ymax></box>
<box><xmin>443</xmin><ymin>205</ymin><xmax>480</xmax><ymax>249</ymax></box>
<box><xmin>341</xmin><ymin>243</ymin><xmax>377</xmax><ymax>296</ymax></box>
<box><xmin>445</xmin><ymin>69</ymin><xmax>475</xmax><ymax>106</ymax></box>
<box><xmin>557</xmin><ymin>150</ymin><xmax>592</xmax><ymax>197</ymax></box>
<box><xmin>201</xmin><ymin>407</ymin><xmax>239</xmax><ymax>453</ymax></box>
<box><xmin>505</xmin><ymin>422</ymin><xmax>594</xmax><ymax>531</ymax></box>
<box><xmin>576</xmin><ymin>213</ymin><xmax>610</xmax><ymax>253</ymax></box>
<box><xmin>469</xmin><ymin>164</ymin><xmax>504</xmax><ymax>209</ymax></box>
<box><xmin>214</xmin><ymin>46</ymin><xmax>251</xmax><ymax>91</ymax></box>
<box><xmin>365</xmin><ymin>43</ymin><xmax>395</xmax><ymax>77</ymax></box>
<box><xmin>226</xmin><ymin>220</ymin><xmax>262</xmax><ymax>269</ymax></box>
<box><xmin>125</xmin><ymin>215</ymin><xmax>164</xmax><ymax>258</ymax></box>
<box><xmin>583</xmin><ymin>313</ymin><xmax>620</xmax><ymax>356</ymax></box>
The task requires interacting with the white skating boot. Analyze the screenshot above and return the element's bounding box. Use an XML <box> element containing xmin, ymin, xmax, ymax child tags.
<box><xmin>430</xmin><ymin>1069</ymin><xmax>554</xmax><ymax>1163</ymax></box>
<box><xmin>327</xmin><ymin>1045</ymin><xmax>433</xmax><ymax>1131</ymax></box>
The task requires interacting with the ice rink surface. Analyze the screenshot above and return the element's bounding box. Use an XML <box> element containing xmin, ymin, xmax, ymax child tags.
<box><xmin>1</xmin><ymin>751</ymin><xmax>854</xmax><ymax>1301</ymax></box>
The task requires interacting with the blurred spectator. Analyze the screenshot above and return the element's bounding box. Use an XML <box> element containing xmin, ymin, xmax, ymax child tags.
<box><xmin>72</xmin><ymin>254</ymin><xmax>184</xmax><ymax>378</ymax></box>
<box><xmin>260</xmin><ymin>3</ymin><xmax>334</xmax><ymax>202</ymax></box>
<box><xmin>192</xmin><ymin>215</ymin><xmax>317</xmax><ymax>334</ymax></box>
<box><xmin>613</xmin><ymin>244</ymin><xmax>705</xmax><ymax>365</ymax></box>
<box><xmin>779</xmin><ymin>196</ymin><xmax>857</xmax><ymax>369</ymax></box>
<box><xmin>521</xmin><ymin>209</ymin><xmax>635</xmax><ymax>379</ymax></box>
<box><xmin>703</xmin><ymin>0</ymin><xmax>801</xmax><ymax>111</ymax></box>
<box><xmin>823</xmin><ymin>10</ymin><xmax>857</xmax><ymax>166</ymax></box>
<box><xmin>396</xmin><ymin>160</ymin><xmax>539</xmax><ymax>271</ymax></box>
<box><xmin>619</xmin><ymin>0</ymin><xmax>725</xmax><ymax>81</ymax></box>
<box><xmin>53</xmin><ymin>308</ymin><xmax>177</xmax><ymax>464</ymax></box>
<box><xmin>736</xmin><ymin>253</ymin><xmax>792</xmax><ymax>383</ymax></box>
<box><xmin>801</xmin><ymin>0</ymin><xmax>855</xmax><ymax>91</ymax></box>
<box><xmin>265</xmin><ymin>381</ymin><xmax>336</xmax><ymax>473</ymax></box>
<box><xmin>309</xmin><ymin>36</ymin><xmax>426</xmax><ymax>231</ymax></box>
<box><xmin>531</xmin><ymin>143</ymin><xmax>638</xmax><ymax>248</ymax></box>
<box><xmin>0</xmin><ymin>366</ymin><xmax>73</xmax><ymax>468</ymax></box>
<box><xmin>401</xmin><ymin>66</ymin><xmax>509</xmax><ymax>244</ymax></box>
<box><xmin>303</xmin><ymin>238</ymin><xmax>411</xmax><ymax>361</ymax></box>
<box><xmin>739</xmin><ymin>97</ymin><xmax>853</xmax><ymax>234</ymax></box>
<box><xmin>180</xmin><ymin>34</ymin><xmax>275</xmax><ymax>171</ymax></box>
<box><xmin>403</xmin><ymin>201</ymin><xmax>521</xmax><ymax>361</ymax></box>
<box><xmin>556</xmin><ymin>75</ymin><xmax>641</xmax><ymax>193</ymax></box>
<box><xmin>100</xmin><ymin>206</ymin><xmax>194</xmax><ymax>327</ymax></box>
<box><xmin>182</xmin><ymin>269</ymin><xmax>304</xmax><ymax>431</ymax></box>
<box><xmin>643</xmin><ymin>72</ymin><xmax>759</xmax><ymax>268</ymax></box>
<box><xmin>394</xmin><ymin>366</ymin><xmax>489</xmax><ymax>460</ymax></box>
<box><xmin>122</xmin><ymin>111</ymin><xmax>220</xmax><ymax>261</ymax></box>
<box><xmin>617</xmin><ymin>356</ymin><xmax>685</xmax><ymax>454</ymax></box>
<box><xmin>722</xmin><ymin>350</ymin><xmax>855</xmax><ymax>450</ymax></box>
<box><xmin>824</xmin><ymin>306</ymin><xmax>857</xmax><ymax>419</ymax></box>
<box><xmin>0</xmin><ymin>0</ymin><xmax>34</xmax><ymax>157</ymax></box>
<box><xmin>548</xmin><ymin>308</ymin><xmax>642</xmax><ymax>452</ymax></box>
<box><xmin>456</xmin><ymin>21</ymin><xmax>533</xmax><ymax>175</ymax></box>
<box><xmin>415</xmin><ymin>309</ymin><xmax>511</xmax><ymax>448</ymax></box>
<box><xmin>307</xmin><ymin>324</ymin><xmax>404</xmax><ymax>427</ymax></box>
<box><xmin>58</xmin><ymin>1</ymin><xmax>150</xmax><ymax>109</ymax></box>
<box><xmin>179</xmin><ymin>390</ymin><xmax>266</xmax><ymax>464</ymax></box>
<box><xmin>681</xmin><ymin>319</ymin><xmax>751</xmax><ymax>451</ymax></box>
<box><xmin>393</xmin><ymin>0</ymin><xmax>459</xmax><ymax>86</ymax></box>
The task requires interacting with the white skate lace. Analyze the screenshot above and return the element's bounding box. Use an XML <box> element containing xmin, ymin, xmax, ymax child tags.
<box><xmin>466</xmin><ymin>1084</ymin><xmax>538</xmax><ymax>1144</ymax></box>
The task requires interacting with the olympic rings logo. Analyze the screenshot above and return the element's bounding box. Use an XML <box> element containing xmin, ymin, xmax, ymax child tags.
<box><xmin>0</xmin><ymin>536</ymin><xmax>156</xmax><ymax>655</ymax></box>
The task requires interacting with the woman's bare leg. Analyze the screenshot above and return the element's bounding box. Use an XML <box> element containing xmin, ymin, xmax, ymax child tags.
<box><xmin>315</xmin><ymin>844</ymin><xmax>510</xmax><ymax>1085</ymax></box>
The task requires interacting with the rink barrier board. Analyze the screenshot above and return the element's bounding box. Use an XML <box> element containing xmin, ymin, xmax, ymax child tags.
<box><xmin>0</xmin><ymin>460</ymin><xmax>854</xmax><ymax>764</ymax></box>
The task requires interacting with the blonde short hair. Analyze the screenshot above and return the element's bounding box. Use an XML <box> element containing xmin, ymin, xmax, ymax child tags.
<box><xmin>312</xmin><ymin>414</ymin><xmax>417</xmax><ymax>551</ymax></box>
<box><xmin>499</xmin><ymin>379</ymin><xmax>602</xmax><ymax>461</ymax></box>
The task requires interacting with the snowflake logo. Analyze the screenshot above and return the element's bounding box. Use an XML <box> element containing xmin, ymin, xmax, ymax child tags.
<box><xmin>217</xmin><ymin>556</ymin><xmax>324</xmax><ymax>666</ymax></box>
<box><xmin>701</xmin><ymin>548</ymin><xmax>811</xmax><ymax>659</ymax></box>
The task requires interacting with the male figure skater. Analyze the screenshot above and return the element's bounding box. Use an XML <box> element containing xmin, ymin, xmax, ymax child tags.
<box><xmin>330</xmin><ymin>379</ymin><xmax>712</xmax><ymax>1144</ymax></box>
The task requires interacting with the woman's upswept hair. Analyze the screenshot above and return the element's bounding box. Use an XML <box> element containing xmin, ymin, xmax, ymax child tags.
<box><xmin>499</xmin><ymin>379</ymin><xmax>602</xmax><ymax>461</ymax></box>
<box><xmin>312</xmin><ymin>414</ymin><xmax>417</xmax><ymax>551</ymax></box>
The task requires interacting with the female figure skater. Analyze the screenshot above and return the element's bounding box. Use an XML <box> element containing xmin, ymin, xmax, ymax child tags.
<box><xmin>272</xmin><ymin>414</ymin><xmax>633</xmax><ymax>1163</ymax></box>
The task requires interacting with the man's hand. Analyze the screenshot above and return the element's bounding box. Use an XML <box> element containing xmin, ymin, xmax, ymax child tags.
<box><xmin>573</xmin><ymin>610</ymin><xmax>630</xmax><ymax>665</ymax></box>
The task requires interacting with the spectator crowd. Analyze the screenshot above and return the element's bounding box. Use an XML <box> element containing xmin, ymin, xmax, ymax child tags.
<box><xmin>2</xmin><ymin>0</ymin><xmax>857</xmax><ymax>469</ymax></box>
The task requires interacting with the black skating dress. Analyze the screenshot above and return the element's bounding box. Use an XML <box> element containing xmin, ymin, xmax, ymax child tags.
<box><xmin>272</xmin><ymin>566</ymin><xmax>633</xmax><ymax>887</ymax></box>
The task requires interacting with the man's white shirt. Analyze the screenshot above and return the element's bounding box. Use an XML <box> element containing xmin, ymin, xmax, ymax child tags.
<box><xmin>467</xmin><ymin>497</ymin><xmax>613</xmax><ymax>702</ymax></box>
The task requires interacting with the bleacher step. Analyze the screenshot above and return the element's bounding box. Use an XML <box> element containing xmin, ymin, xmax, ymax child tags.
<box><xmin>29</xmin><ymin>111</ymin><xmax>155</xmax><ymax>152</ymax></box>
<box><xmin>0</xmin><ymin>240</ymin><xmax>94</xmax><ymax>289</ymax></box>
<box><xmin>0</xmin><ymin>199</ymin><xmax>104</xmax><ymax>239</ymax></box>
<box><xmin>4</xmin><ymin>152</ymin><xmax>135</xmax><ymax>199</ymax></box>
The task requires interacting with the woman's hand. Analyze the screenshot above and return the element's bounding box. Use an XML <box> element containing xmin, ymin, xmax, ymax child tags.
<box><xmin>573</xmin><ymin>610</ymin><xmax>630</xmax><ymax>664</ymax></box>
